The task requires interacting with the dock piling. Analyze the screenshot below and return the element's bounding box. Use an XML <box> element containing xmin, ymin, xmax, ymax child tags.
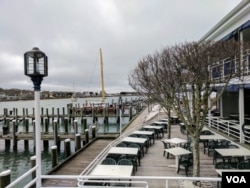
<box><xmin>0</xmin><ymin>170</ymin><xmax>11</xmax><ymax>188</ymax></box>
<box><xmin>75</xmin><ymin>134</ymin><xmax>81</xmax><ymax>151</ymax></box>
<box><xmin>64</xmin><ymin>139</ymin><xmax>71</xmax><ymax>157</ymax></box>
<box><xmin>51</xmin><ymin>146</ymin><xmax>58</xmax><ymax>168</ymax></box>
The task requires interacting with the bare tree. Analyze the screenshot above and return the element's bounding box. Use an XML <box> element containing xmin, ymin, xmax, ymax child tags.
<box><xmin>129</xmin><ymin>40</ymin><xmax>248</xmax><ymax>177</ymax></box>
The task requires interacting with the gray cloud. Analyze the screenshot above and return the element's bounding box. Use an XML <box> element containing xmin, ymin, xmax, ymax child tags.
<box><xmin>0</xmin><ymin>0</ymin><xmax>241</xmax><ymax>93</ymax></box>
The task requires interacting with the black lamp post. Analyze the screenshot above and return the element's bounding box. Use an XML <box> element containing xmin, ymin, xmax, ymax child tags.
<box><xmin>24</xmin><ymin>47</ymin><xmax>48</xmax><ymax>187</ymax></box>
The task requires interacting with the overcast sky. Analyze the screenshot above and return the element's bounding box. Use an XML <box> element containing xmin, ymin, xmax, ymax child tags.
<box><xmin>0</xmin><ymin>0</ymin><xmax>242</xmax><ymax>93</ymax></box>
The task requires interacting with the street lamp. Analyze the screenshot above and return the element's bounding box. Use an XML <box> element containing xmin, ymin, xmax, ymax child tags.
<box><xmin>118</xmin><ymin>96</ymin><xmax>123</xmax><ymax>138</ymax></box>
<box><xmin>24</xmin><ymin>47</ymin><xmax>48</xmax><ymax>187</ymax></box>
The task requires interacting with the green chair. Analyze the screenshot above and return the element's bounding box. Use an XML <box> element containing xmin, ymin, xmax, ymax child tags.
<box><xmin>177</xmin><ymin>153</ymin><xmax>193</xmax><ymax>176</ymax></box>
<box><xmin>237</xmin><ymin>161</ymin><xmax>250</xmax><ymax>169</ymax></box>
<box><xmin>101</xmin><ymin>158</ymin><xmax>116</xmax><ymax>165</ymax></box>
<box><xmin>117</xmin><ymin>158</ymin><xmax>135</xmax><ymax>175</ymax></box>
<box><xmin>116</xmin><ymin>142</ymin><xmax>127</xmax><ymax>147</ymax></box>
<box><xmin>161</xmin><ymin>141</ymin><xmax>173</xmax><ymax>159</ymax></box>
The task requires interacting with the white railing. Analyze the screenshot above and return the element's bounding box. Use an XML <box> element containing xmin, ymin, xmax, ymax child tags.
<box><xmin>205</xmin><ymin>116</ymin><xmax>250</xmax><ymax>144</ymax></box>
<box><xmin>41</xmin><ymin>175</ymin><xmax>221</xmax><ymax>188</ymax></box>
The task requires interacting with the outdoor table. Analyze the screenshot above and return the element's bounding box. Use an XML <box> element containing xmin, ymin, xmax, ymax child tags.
<box><xmin>108</xmin><ymin>147</ymin><xmax>140</xmax><ymax>165</ymax></box>
<box><xmin>108</xmin><ymin>147</ymin><xmax>139</xmax><ymax>155</ymax></box>
<box><xmin>133</xmin><ymin>130</ymin><xmax>155</xmax><ymax>144</ymax></box>
<box><xmin>122</xmin><ymin>137</ymin><xmax>148</xmax><ymax>154</ymax></box>
<box><xmin>89</xmin><ymin>164</ymin><xmax>133</xmax><ymax>177</ymax></box>
<box><xmin>163</xmin><ymin>137</ymin><xmax>187</xmax><ymax>147</ymax></box>
<box><xmin>199</xmin><ymin>134</ymin><xmax>225</xmax><ymax>141</ymax></box>
<box><xmin>215</xmin><ymin>147</ymin><xmax>250</xmax><ymax>157</ymax></box>
<box><xmin>164</xmin><ymin>147</ymin><xmax>192</xmax><ymax>172</ymax></box>
<box><xmin>142</xmin><ymin>125</ymin><xmax>164</xmax><ymax>139</ymax></box>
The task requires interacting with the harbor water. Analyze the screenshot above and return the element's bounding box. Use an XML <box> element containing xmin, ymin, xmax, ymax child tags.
<box><xmin>0</xmin><ymin>96</ymin><xmax>140</xmax><ymax>187</ymax></box>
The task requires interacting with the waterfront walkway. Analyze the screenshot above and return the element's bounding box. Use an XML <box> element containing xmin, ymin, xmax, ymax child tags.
<box><xmin>43</xmin><ymin>106</ymin><xmax>220</xmax><ymax>187</ymax></box>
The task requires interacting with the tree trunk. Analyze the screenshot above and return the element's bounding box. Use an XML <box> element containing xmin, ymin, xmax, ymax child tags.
<box><xmin>167</xmin><ymin>109</ymin><xmax>171</xmax><ymax>139</ymax></box>
<box><xmin>192</xmin><ymin>136</ymin><xmax>200</xmax><ymax>177</ymax></box>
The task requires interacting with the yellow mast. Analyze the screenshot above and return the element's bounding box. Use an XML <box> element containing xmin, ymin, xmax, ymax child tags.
<box><xmin>99</xmin><ymin>48</ymin><xmax>105</xmax><ymax>102</ymax></box>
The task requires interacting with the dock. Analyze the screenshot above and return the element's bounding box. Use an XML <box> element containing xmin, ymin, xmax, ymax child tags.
<box><xmin>41</xmin><ymin>107</ymin><xmax>224</xmax><ymax>188</ymax></box>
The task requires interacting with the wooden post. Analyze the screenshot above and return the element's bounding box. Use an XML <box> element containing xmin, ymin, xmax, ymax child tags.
<box><xmin>64</xmin><ymin>139</ymin><xmax>71</xmax><ymax>157</ymax></box>
<box><xmin>0</xmin><ymin>170</ymin><xmax>11</xmax><ymax>188</ymax></box>
<box><xmin>85</xmin><ymin>129</ymin><xmax>89</xmax><ymax>144</ymax></box>
<box><xmin>44</xmin><ymin>117</ymin><xmax>49</xmax><ymax>151</ymax></box>
<box><xmin>75</xmin><ymin>133</ymin><xmax>81</xmax><ymax>151</ymax></box>
<box><xmin>92</xmin><ymin>126</ymin><xmax>96</xmax><ymax>139</ymax></box>
<box><xmin>51</xmin><ymin>146</ymin><xmax>58</xmax><ymax>168</ymax></box>
<box><xmin>25</xmin><ymin>118</ymin><xmax>29</xmax><ymax>133</ymax></box>
<box><xmin>64</xmin><ymin>117</ymin><xmax>68</xmax><ymax>134</ymax></box>
<box><xmin>44</xmin><ymin>117</ymin><xmax>49</xmax><ymax>133</ymax></box>
<box><xmin>24</xmin><ymin>118</ymin><xmax>29</xmax><ymax>148</ymax></box>
<box><xmin>22</xmin><ymin>108</ymin><xmax>25</xmax><ymax>126</ymax></box>
<box><xmin>46</xmin><ymin>108</ymin><xmax>49</xmax><ymax>124</ymax></box>
<box><xmin>30</xmin><ymin>156</ymin><xmax>36</xmax><ymax>179</ymax></box>
<box><xmin>52</xmin><ymin>107</ymin><xmax>55</xmax><ymax>122</ymax></box>
<box><xmin>6</xmin><ymin>118</ymin><xmax>10</xmax><ymax>134</ymax></box>
<box><xmin>82</xmin><ymin>118</ymin><xmax>87</xmax><ymax>133</ymax></box>
<box><xmin>12</xmin><ymin>120</ymin><xmax>17</xmax><ymax>150</ymax></box>
<box><xmin>57</xmin><ymin>108</ymin><xmax>60</xmax><ymax>124</ymax></box>
<box><xmin>41</xmin><ymin>107</ymin><xmax>44</xmax><ymax>125</ymax></box>
<box><xmin>74</xmin><ymin>120</ymin><xmax>78</xmax><ymax>134</ymax></box>
<box><xmin>53</xmin><ymin>120</ymin><xmax>58</xmax><ymax>147</ymax></box>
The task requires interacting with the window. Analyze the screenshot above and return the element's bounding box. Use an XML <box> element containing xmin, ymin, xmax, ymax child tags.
<box><xmin>212</xmin><ymin>66</ymin><xmax>220</xmax><ymax>79</ymax></box>
<box><xmin>224</xmin><ymin>59</ymin><xmax>235</xmax><ymax>76</ymax></box>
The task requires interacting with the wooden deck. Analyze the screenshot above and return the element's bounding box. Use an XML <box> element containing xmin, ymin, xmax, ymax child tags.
<box><xmin>42</xmin><ymin>108</ymin><xmax>222</xmax><ymax>187</ymax></box>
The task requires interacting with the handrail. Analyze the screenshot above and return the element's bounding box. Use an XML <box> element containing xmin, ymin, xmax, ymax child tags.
<box><xmin>206</xmin><ymin>116</ymin><xmax>250</xmax><ymax>144</ymax></box>
<box><xmin>40</xmin><ymin>174</ymin><xmax>221</xmax><ymax>188</ymax></box>
<box><xmin>5</xmin><ymin>166</ymin><xmax>37</xmax><ymax>188</ymax></box>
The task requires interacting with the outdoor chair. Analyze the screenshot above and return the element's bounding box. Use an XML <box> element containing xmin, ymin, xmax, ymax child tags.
<box><xmin>177</xmin><ymin>153</ymin><xmax>193</xmax><ymax>176</ymax></box>
<box><xmin>215</xmin><ymin>161</ymin><xmax>234</xmax><ymax>187</ymax></box>
<box><xmin>116</xmin><ymin>142</ymin><xmax>127</xmax><ymax>147</ymax></box>
<box><xmin>128</xmin><ymin>134</ymin><xmax>138</xmax><ymax>137</ymax></box>
<box><xmin>180</xmin><ymin>141</ymin><xmax>192</xmax><ymax>151</ymax></box>
<box><xmin>139</xmin><ymin>134</ymin><xmax>151</xmax><ymax>146</ymax></box>
<box><xmin>128</xmin><ymin>143</ymin><xmax>141</xmax><ymax>167</ymax></box>
<box><xmin>161</xmin><ymin>141</ymin><xmax>173</xmax><ymax>159</ymax></box>
<box><xmin>200</xmin><ymin>130</ymin><xmax>214</xmax><ymax>135</ymax></box>
<box><xmin>237</xmin><ymin>161</ymin><xmax>250</xmax><ymax>169</ymax></box>
<box><xmin>117</xmin><ymin>158</ymin><xmax>135</xmax><ymax>175</ymax></box>
<box><xmin>179</xmin><ymin>123</ymin><xmax>187</xmax><ymax>135</ymax></box>
<box><xmin>204</xmin><ymin>140</ymin><xmax>218</xmax><ymax>156</ymax></box>
<box><xmin>218</xmin><ymin>139</ymin><xmax>231</xmax><ymax>147</ymax></box>
<box><xmin>215</xmin><ymin>161</ymin><xmax>234</xmax><ymax>169</ymax></box>
<box><xmin>101</xmin><ymin>158</ymin><xmax>116</xmax><ymax>165</ymax></box>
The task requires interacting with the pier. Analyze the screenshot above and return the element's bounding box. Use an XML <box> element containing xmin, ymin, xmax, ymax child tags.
<box><xmin>0</xmin><ymin>101</ymin><xmax>142</xmax><ymax>151</ymax></box>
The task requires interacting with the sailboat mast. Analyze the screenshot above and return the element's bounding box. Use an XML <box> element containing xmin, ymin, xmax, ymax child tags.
<box><xmin>99</xmin><ymin>48</ymin><xmax>105</xmax><ymax>102</ymax></box>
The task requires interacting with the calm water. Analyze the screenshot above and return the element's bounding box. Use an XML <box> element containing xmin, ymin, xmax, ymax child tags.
<box><xmin>0</xmin><ymin>96</ymin><xmax>139</xmax><ymax>187</ymax></box>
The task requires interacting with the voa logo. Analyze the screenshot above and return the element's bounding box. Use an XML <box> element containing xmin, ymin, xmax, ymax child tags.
<box><xmin>226</xmin><ymin>176</ymin><xmax>246</xmax><ymax>183</ymax></box>
<box><xmin>222</xmin><ymin>172</ymin><xmax>249</xmax><ymax>188</ymax></box>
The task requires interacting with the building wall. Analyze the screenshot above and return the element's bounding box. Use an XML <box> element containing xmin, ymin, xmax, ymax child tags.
<box><xmin>221</xmin><ymin>91</ymin><xmax>239</xmax><ymax>117</ymax></box>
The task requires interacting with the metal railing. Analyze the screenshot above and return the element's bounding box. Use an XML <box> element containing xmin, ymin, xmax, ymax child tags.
<box><xmin>41</xmin><ymin>175</ymin><xmax>220</xmax><ymax>188</ymax></box>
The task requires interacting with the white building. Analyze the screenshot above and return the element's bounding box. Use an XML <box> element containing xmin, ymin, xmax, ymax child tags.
<box><xmin>200</xmin><ymin>0</ymin><xmax>250</xmax><ymax>144</ymax></box>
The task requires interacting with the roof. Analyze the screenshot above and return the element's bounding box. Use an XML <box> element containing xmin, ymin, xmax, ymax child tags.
<box><xmin>200</xmin><ymin>0</ymin><xmax>250</xmax><ymax>41</ymax></box>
